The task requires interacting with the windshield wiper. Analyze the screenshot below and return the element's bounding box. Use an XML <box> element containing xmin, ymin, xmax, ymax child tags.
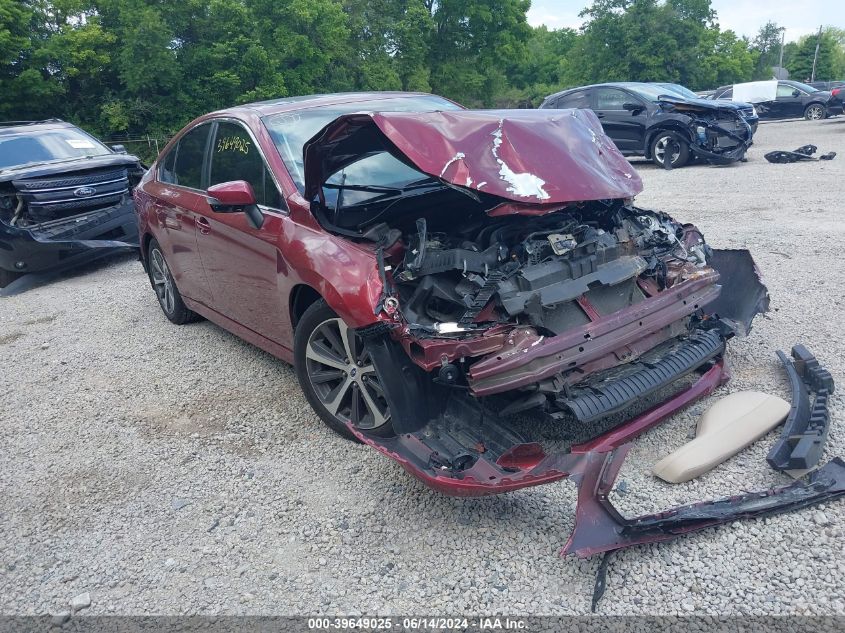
<box><xmin>323</xmin><ymin>179</ymin><xmax>439</xmax><ymax>195</ymax></box>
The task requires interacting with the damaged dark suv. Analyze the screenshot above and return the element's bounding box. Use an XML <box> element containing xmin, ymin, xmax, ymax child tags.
<box><xmin>540</xmin><ymin>82</ymin><xmax>754</xmax><ymax>168</ymax></box>
<box><xmin>0</xmin><ymin>119</ymin><xmax>144</xmax><ymax>287</ymax></box>
<box><xmin>135</xmin><ymin>92</ymin><xmax>770</xmax><ymax>501</ymax></box>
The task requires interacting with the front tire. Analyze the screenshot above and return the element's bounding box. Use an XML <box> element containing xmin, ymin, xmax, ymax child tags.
<box><xmin>294</xmin><ymin>300</ymin><xmax>393</xmax><ymax>442</ymax></box>
<box><xmin>0</xmin><ymin>269</ymin><xmax>23</xmax><ymax>288</ymax></box>
<box><xmin>804</xmin><ymin>103</ymin><xmax>825</xmax><ymax>120</ymax></box>
<box><xmin>147</xmin><ymin>239</ymin><xmax>199</xmax><ymax>325</ymax></box>
<box><xmin>650</xmin><ymin>131</ymin><xmax>690</xmax><ymax>168</ymax></box>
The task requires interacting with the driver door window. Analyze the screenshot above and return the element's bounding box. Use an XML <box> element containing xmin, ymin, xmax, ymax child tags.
<box><xmin>208</xmin><ymin>121</ymin><xmax>284</xmax><ymax>210</ymax></box>
<box><xmin>777</xmin><ymin>84</ymin><xmax>801</xmax><ymax>97</ymax></box>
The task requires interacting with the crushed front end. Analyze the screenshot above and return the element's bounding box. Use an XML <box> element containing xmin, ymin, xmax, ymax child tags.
<box><xmin>303</xmin><ymin>109</ymin><xmax>768</xmax><ymax>498</ymax></box>
<box><xmin>656</xmin><ymin>95</ymin><xmax>754</xmax><ymax>165</ymax></box>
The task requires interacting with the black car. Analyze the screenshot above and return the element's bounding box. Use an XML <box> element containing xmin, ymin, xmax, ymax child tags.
<box><xmin>710</xmin><ymin>80</ymin><xmax>842</xmax><ymax>120</ymax></box>
<box><xmin>832</xmin><ymin>86</ymin><xmax>845</xmax><ymax>113</ymax></box>
<box><xmin>0</xmin><ymin>120</ymin><xmax>144</xmax><ymax>287</ymax></box>
<box><xmin>540</xmin><ymin>82</ymin><xmax>754</xmax><ymax>168</ymax></box>
<box><xmin>807</xmin><ymin>80</ymin><xmax>845</xmax><ymax>91</ymax></box>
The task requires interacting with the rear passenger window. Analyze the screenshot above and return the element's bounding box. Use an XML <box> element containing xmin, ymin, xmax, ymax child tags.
<box><xmin>209</xmin><ymin>121</ymin><xmax>283</xmax><ymax>209</ymax></box>
<box><xmin>161</xmin><ymin>124</ymin><xmax>210</xmax><ymax>189</ymax></box>
<box><xmin>556</xmin><ymin>90</ymin><xmax>590</xmax><ymax>109</ymax></box>
<box><xmin>159</xmin><ymin>145</ymin><xmax>177</xmax><ymax>183</ymax></box>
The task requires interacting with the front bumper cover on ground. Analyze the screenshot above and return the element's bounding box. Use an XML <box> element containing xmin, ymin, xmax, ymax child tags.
<box><xmin>564</xmin><ymin>447</ymin><xmax>845</xmax><ymax>558</ymax></box>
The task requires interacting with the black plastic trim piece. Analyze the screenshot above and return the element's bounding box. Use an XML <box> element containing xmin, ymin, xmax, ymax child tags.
<box><xmin>767</xmin><ymin>345</ymin><xmax>834</xmax><ymax>472</ymax></box>
<box><xmin>558</xmin><ymin>329</ymin><xmax>725</xmax><ymax>423</ymax></box>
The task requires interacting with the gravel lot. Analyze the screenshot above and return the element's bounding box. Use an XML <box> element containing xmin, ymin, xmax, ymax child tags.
<box><xmin>1</xmin><ymin>117</ymin><xmax>844</xmax><ymax>618</ymax></box>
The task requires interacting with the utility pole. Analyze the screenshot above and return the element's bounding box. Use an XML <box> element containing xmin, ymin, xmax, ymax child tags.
<box><xmin>811</xmin><ymin>25</ymin><xmax>823</xmax><ymax>82</ymax></box>
<box><xmin>778</xmin><ymin>27</ymin><xmax>785</xmax><ymax>71</ymax></box>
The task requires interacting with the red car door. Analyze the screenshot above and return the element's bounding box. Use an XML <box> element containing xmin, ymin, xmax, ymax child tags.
<box><xmin>193</xmin><ymin>119</ymin><xmax>291</xmax><ymax>343</ymax></box>
<box><xmin>146</xmin><ymin>123</ymin><xmax>214</xmax><ymax>306</ymax></box>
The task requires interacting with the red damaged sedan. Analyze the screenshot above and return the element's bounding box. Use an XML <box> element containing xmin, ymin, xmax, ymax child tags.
<box><xmin>133</xmin><ymin>92</ymin><xmax>770</xmax><ymax>515</ymax></box>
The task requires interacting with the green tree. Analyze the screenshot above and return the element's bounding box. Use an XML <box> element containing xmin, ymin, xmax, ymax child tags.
<box><xmin>750</xmin><ymin>21</ymin><xmax>783</xmax><ymax>79</ymax></box>
<box><xmin>428</xmin><ymin>0</ymin><xmax>531</xmax><ymax>106</ymax></box>
<box><xmin>787</xmin><ymin>29</ymin><xmax>839</xmax><ymax>82</ymax></box>
<box><xmin>507</xmin><ymin>25</ymin><xmax>577</xmax><ymax>105</ymax></box>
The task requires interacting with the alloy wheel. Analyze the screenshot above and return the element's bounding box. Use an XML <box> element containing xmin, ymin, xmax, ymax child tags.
<box><xmin>806</xmin><ymin>105</ymin><xmax>824</xmax><ymax>120</ymax></box>
<box><xmin>150</xmin><ymin>248</ymin><xmax>176</xmax><ymax>315</ymax></box>
<box><xmin>304</xmin><ymin>318</ymin><xmax>390</xmax><ymax>431</ymax></box>
<box><xmin>654</xmin><ymin>136</ymin><xmax>681</xmax><ymax>166</ymax></box>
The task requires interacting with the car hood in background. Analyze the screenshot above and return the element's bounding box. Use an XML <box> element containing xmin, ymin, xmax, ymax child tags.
<box><xmin>0</xmin><ymin>154</ymin><xmax>143</xmax><ymax>183</ymax></box>
<box><xmin>303</xmin><ymin>109</ymin><xmax>643</xmax><ymax>207</ymax></box>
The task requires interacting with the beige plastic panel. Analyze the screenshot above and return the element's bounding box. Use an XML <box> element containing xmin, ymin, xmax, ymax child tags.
<box><xmin>653</xmin><ymin>391</ymin><xmax>790</xmax><ymax>484</ymax></box>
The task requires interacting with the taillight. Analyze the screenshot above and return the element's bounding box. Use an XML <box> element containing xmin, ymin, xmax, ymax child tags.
<box><xmin>833</xmin><ymin>87</ymin><xmax>842</xmax><ymax>97</ymax></box>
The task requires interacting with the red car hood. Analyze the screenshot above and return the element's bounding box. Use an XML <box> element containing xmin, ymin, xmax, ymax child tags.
<box><xmin>302</xmin><ymin>109</ymin><xmax>642</xmax><ymax>208</ymax></box>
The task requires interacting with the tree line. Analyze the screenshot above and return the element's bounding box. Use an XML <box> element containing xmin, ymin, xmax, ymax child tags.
<box><xmin>1</xmin><ymin>0</ymin><xmax>843</xmax><ymax>158</ymax></box>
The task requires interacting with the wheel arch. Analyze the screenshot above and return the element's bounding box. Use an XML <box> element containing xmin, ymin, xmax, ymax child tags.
<box><xmin>140</xmin><ymin>232</ymin><xmax>154</xmax><ymax>270</ymax></box>
<box><xmin>644</xmin><ymin>123</ymin><xmax>694</xmax><ymax>159</ymax></box>
<box><xmin>289</xmin><ymin>283</ymin><xmax>324</xmax><ymax>329</ymax></box>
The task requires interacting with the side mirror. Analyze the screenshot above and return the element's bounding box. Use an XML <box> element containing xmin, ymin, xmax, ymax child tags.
<box><xmin>792</xmin><ymin>90</ymin><xmax>801</xmax><ymax>97</ymax></box>
<box><xmin>622</xmin><ymin>102</ymin><xmax>644</xmax><ymax>114</ymax></box>
<box><xmin>110</xmin><ymin>144</ymin><xmax>128</xmax><ymax>154</ymax></box>
<box><xmin>207</xmin><ymin>181</ymin><xmax>264</xmax><ymax>229</ymax></box>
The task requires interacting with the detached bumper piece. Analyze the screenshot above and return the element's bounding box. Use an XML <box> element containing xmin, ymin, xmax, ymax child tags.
<box><xmin>767</xmin><ymin>345</ymin><xmax>834</xmax><ymax>472</ymax></box>
<box><xmin>557</xmin><ymin>329</ymin><xmax>725</xmax><ymax>423</ymax></box>
<box><xmin>563</xmin><ymin>446</ymin><xmax>845</xmax><ymax>558</ymax></box>
<box><xmin>765</xmin><ymin>144</ymin><xmax>836</xmax><ymax>163</ymax></box>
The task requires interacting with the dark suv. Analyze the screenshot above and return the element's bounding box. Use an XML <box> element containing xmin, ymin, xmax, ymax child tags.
<box><xmin>540</xmin><ymin>82</ymin><xmax>754</xmax><ymax>168</ymax></box>
<box><xmin>0</xmin><ymin>120</ymin><xmax>144</xmax><ymax>287</ymax></box>
<box><xmin>710</xmin><ymin>80</ymin><xmax>842</xmax><ymax>120</ymax></box>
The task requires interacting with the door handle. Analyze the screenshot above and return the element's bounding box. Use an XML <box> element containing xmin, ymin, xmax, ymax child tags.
<box><xmin>196</xmin><ymin>216</ymin><xmax>211</xmax><ymax>235</ymax></box>
<box><xmin>596</xmin><ymin>112</ymin><xmax>605</xmax><ymax>118</ymax></box>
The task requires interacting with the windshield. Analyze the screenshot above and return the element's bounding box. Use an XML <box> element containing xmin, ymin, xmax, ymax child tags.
<box><xmin>658</xmin><ymin>83</ymin><xmax>699</xmax><ymax>99</ymax></box>
<box><xmin>0</xmin><ymin>127</ymin><xmax>111</xmax><ymax>170</ymax></box>
<box><xmin>262</xmin><ymin>95</ymin><xmax>462</xmax><ymax>193</ymax></box>
<box><xmin>626</xmin><ymin>84</ymin><xmax>687</xmax><ymax>102</ymax></box>
<box><xmin>788</xmin><ymin>81</ymin><xmax>819</xmax><ymax>93</ymax></box>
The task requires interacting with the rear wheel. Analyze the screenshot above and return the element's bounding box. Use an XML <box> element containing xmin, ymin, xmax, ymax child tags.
<box><xmin>804</xmin><ymin>103</ymin><xmax>825</xmax><ymax>120</ymax></box>
<box><xmin>650</xmin><ymin>131</ymin><xmax>690</xmax><ymax>168</ymax></box>
<box><xmin>294</xmin><ymin>300</ymin><xmax>393</xmax><ymax>442</ymax></box>
<box><xmin>147</xmin><ymin>239</ymin><xmax>199</xmax><ymax>324</ymax></box>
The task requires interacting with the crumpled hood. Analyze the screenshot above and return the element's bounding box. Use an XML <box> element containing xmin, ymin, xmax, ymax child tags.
<box><xmin>303</xmin><ymin>109</ymin><xmax>643</xmax><ymax>206</ymax></box>
<box><xmin>656</xmin><ymin>94</ymin><xmax>751</xmax><ymax>112</ymax></box>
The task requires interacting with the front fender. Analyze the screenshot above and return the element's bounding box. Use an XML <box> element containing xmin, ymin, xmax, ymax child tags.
<box><xmin>281</xmin><ymin>223</ymin><xmax>387</xmax><ymax>329</ymax></box>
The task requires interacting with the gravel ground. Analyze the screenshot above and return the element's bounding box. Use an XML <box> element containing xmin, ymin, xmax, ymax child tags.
<box><xmin>1</xmin><ymin>118</ymin><xmax>844</xmax><ymax>617</ymax></box>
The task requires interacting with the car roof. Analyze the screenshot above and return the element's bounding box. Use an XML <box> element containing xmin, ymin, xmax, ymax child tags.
<box><xmin>207</xmin><ymin>91</ymin><xmax>444</xmax><ymax>118</ymax></box>
<box><xmin>544</xmin><ymin>82</ymin><xmax>653</xmax><ymax>102</ymax></box>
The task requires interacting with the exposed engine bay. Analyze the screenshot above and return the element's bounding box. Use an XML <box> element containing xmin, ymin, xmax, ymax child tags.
<box><xmin>355</xmin><ymin>199</ymin><xmax>760</xmax><ymax>435</ymax></box>
<box><xmin>390</xmin><ymin>203</ymin><xmax>706</xmax><ymax>336</ymax></box>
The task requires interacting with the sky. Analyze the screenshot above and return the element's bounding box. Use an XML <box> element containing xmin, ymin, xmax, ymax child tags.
<box><xmin>526</xmin><ymin>0</ymin><xmax>845</xmax><ymax>42</ymax></box>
